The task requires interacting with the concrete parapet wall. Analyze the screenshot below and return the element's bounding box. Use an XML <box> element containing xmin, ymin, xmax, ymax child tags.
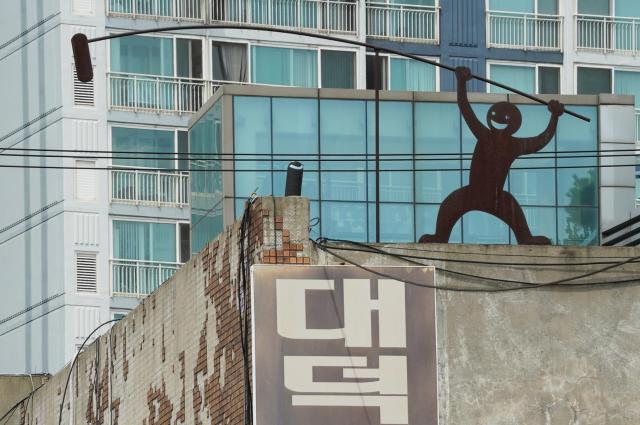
<box><xmin>316</xmin><ymin>242</ymin><xmax>640</xmax><ymax>424</ymax></box>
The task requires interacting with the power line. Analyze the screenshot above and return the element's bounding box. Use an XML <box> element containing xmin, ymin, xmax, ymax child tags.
<box><xmin>313</xmin><ymin>239</ymin><xmax>640</xmax><ymax>292</ymax></box>
<box><xmin>319</xmin><ymin>237</ymin><xmax>639</xmax><ymax>267</ymax></box>
<box><xmin>0</xmin><ymin>163</ymin><xmax>634</xmax><ymax>172</ymax></box>
<box><xmin>1</xmin><ymin>146</ymin><xmax>638</xmax><ymax>155</ymax></box>
<box><xmin>0</xmin><ymin>151</ymin><xmax>637</xmax><ymax>162</ymax></box>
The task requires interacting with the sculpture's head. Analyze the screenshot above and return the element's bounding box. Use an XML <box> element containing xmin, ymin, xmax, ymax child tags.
<box><xmin>486</xmin><ymin>102</ymin><xmax>522</xmax><ymax>135</ymax></box>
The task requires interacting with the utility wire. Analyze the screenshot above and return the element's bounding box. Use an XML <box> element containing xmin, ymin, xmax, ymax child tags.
<box><xmin>58</xmin><ymin>319</ymin><xmax>121</xmax><ymax>425</ymax></box>
<box><xmin>313</xmin><ymin>239</ymin><xmax>640</xmax><ymax>292</ymax></box>
<box><xmin>319</xmin><ymin>240</ymin><xmax>639</xmax><ymax>288</ymax></box>
<box><xmin>319</xmin><ymin>237</ymin><xmax>640</xmax><ymax>267</ymax></box>
<box><xmin>0</xmin><ymin>151</ymin><xmax>637</xmax><ymax>162</ymax></box>
<box><xmin>0</xmin><ymin>163</ymin><xmax>634</xmax><ymax>172</ymax></box>
<box><xmin>0</xmin><ymin>383</ymin><xmax>46</xmax><ymax>425</ymax></box>
<box><xmin>0</xmin><ymin>146</ymin><xmax>638</xmax><ymax>155</ymax></box>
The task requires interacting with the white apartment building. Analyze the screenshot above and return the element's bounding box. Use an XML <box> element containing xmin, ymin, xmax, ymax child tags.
<box><xmin>0</xmin><ymin>0</ymin><xmax>368</xmax><ymax>374</ymax></box>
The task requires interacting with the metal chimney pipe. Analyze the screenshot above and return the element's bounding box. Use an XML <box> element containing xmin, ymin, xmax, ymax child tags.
<box><xmin>284</xmin><ymin>161</ymin><xmax>303</xmax><ymax>196</ymax></box>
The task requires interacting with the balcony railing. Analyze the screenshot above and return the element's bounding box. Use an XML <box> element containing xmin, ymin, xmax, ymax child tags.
<box><xmin>107</xmin><ymin>0</ymin><xmax>358</xmax><ymax>34</ymax></box>
<box><xmin>109</xmin><ymin>72</ymin><xmax>217</xmax><ymax>113</ymax></box>
<box><xmin>487</xmin><ymin>11</ymin><xmax>563</xmax><ymax>51</ymax></box>
<box><xmin>111</xmin><ymin>169</ymin><xmax>189</xmax><ymax>207</ymax></box>
<box><xmin>210</xmin><ymin>0</ymin><xmax>358</xmax><ymax>34</ymax></box>
<box><xmin>107</xmin><ymin>0</ymin><xmax>204</xmax><ymax>21</ymax></box>
<box><xmin>111</xmin><ymin>259</ymin><xmax>181</xmax><ymax>297</ymax></box>
<box><xmin>366</xmin><ymin>2</ymin><xmax>439</xmax><ymax>44</ymax></box>
<box><xmin>576</xmin><ymin>14</ymin><xmax>640</xmax><ymax>54</ymax></box>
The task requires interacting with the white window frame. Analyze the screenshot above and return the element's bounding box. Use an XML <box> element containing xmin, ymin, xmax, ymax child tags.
<box><xmin>109</xmin><ymin>216</ymin><xmax>190</xmax><ymax>266</ymax></box>
<box><xmin>365</xmin><ymin>52</ymin><xmax>441</xmax><ymax>92</ymax></box>
<box><xmin>378</xmin><ymin>0</ymin><xmax>440</xmax><ymax>7</ymax></box>
<box><xmin>575</xmin><ymin>64</ymin><xmax>640</xmax><ymax>101</ymax></box>
<box><xmin>248</xmin><ymin>41</ymin><xmax>360</xmax><ymax>89</ymax></box>
<box><xmin>574</xmin><ymin>0</ymin><xmax>614</xmax><ymax>16</ymax></box>
<box><xmin>486</xmin><ymin>60</ymin><xmax>562</xmax><ymax>94</ymax></box>
<box><xmin>319</xmin><ymin>46</ymin><xmax>359</xmax><ymax>90</ymax></box>
<box><xmin>210</xmin><ymin>38</ymin><xmax>250</xmax><ymax>83</ymax></box>
<box><xmin>108</xmin><ymin>124</ymin><xmax>186</xmax><ymax>171</ymax></box>
<box><xmin>486</xmin><ymin>0</ymin><xmax>560</xmax><ymax>15</ymax></box>
<box><xmin>573</xmin><ymin>64</ymin><xmax>614</xmax><ymax>95</ymax></box>
<box><xmin>107</xmin><ymin>31</ymin><xmax>206</xmax><ymax>80</ymax></box>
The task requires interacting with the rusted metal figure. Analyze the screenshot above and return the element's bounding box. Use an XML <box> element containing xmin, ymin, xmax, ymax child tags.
<box><xmin>418</xmin><ymin>67</ymin><xmax>565</xmax><ymax>245</ymax></box>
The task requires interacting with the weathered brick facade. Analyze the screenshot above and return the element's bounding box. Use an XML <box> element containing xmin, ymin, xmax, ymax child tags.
<box><xmin>5</xmin><ymin>197</ymin><xmax>310</xmax><ymax>425</ymax></box>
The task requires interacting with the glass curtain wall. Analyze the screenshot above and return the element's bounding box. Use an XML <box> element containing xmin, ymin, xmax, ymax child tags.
<box><xmin>222</xmin><ymin>96</ymin><xmax>599</xmax><ymax>245</ymax></box>
<box><xmin>190</xmin><ymin>102</ymin><xmax>223</xmax><ymax>254</ymax></box>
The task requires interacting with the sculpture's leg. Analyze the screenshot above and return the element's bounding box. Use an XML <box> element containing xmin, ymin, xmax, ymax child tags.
<box><xmin>494</xmin><ymin>191</ymin><xmax>551</xmax><ymax>245</ymax></box>
<box><xmin>418</xmin><ymin>186</ymin><xmax>473</xmax><ymax>243</ymax></box>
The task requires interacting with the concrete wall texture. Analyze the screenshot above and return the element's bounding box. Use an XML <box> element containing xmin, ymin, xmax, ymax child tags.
<box><xmin>3</xmin><ymin>197</ymin><xmax>640</xmax><ymax>424</ymax></box>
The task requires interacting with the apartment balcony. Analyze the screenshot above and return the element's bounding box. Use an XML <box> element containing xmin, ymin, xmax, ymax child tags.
<box><xmin>108</xmin><ymin>72</ymin><xmax>226</xmax><ymax>113</ymax></box>
<box><xmin>366</xmin><ymin>2</ymin><xmax>439</xmax><ymax>44</ymax></box>
<box><xmin>111</xmin><ymin>259</ymin><xmax>181</xmax><ymax>297</ymax></box>
<box><xmin>487</xmin><ymin>11</ymin><xmax>563</xmax><ymax>51</ymax></box>
<box><xmin>111</xmin><ymin>169</ymin><xmax>190</xmax><ymax>207</ymax></box>
<box><xmin>210</xmin><ymin>0</ymin><xmax>358</xmax><ymax>34</ymax></box>
<box><xmin>576</xmin><ymin>14</ymin><xmax>640</xmax><ymax>54</ymax></box>
<box><xmin>107</xmin><ymin>0</ymin><xmax>204</xmax><ymax>21</ymax></box>
<box><xmin>107</xmin><ymin>0</ymin><xmax>358</xmax><ymax>35</ymax></box>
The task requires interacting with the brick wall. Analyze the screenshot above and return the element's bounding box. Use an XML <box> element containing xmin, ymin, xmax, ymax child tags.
<box><xmin>6</xmin><ymin>197</ymin><xmax>310</xmax><ymax>425</ymax></box>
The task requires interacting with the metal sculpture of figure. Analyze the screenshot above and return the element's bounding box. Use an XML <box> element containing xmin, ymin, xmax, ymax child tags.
<box><xmin>418</xmin><ymin>67</ymin><xmax>565</xmax><ymax>245</ymax></box>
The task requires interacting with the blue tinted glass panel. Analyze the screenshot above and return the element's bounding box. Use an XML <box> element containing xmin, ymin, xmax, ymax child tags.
<box><xmin>389</xmin><ymin>58</ymin><xmax>437</xmax><ymax>92</ymax></box>
<box><xmin>320</xmin><ymin>100</ymin><xmax>367</xmax><ymax>201</ymax></box>
<box><xmin>556</xmin><ymin>106</ymin><xmax>598</xmax><ymax>167</ymax></box>
<box><xmin>558</xmin><ymin>207</ymin><xmax>598</xmax><ymax>245</ymax></box>
<box><xmin>235</xmin><ymin>198</ymin><xmax>245</xmax><ymax>220</ymax></box>
<box><xmin>557</xmin><ymin>168</ymin><xmax>598</xmax><ymax>206</ymax></box>
<box><xmin>415</xmin><ymin>204</ymin><xmax>463</xmax><ymax>243</ymax></box>
<box><xmin>614</xmin><ymin>70</ymin><xmax>640</xmax><ymax>108</ymax></box>
<box><xmin>515</xmin><ymin>207</ymin><xmax>557</xmax><ymax>244</ymax></box>
<box><xmin>578</xmin><ymin>0</ymin><xmax>609</xmax><ymax>15</ymax></box>
<box><xmin>415</xmin><ymin>103</ymin><xmax>461</xmax><ymax>203</ymax></box>
<box><xmin>190</xmin><ymin>103</ymin><xmax>223</xmax><ymax>254</ymax></box>
<box><xmin>510</xmin><ymin>105</ymin><xmax>556</xmax><ymax>205</ymax></box>
<box><xmin>462</xmin><ymin>212</ymin><xmax>510</xmax><ymax>244</ymax></box>
<box><xmin>113</xmin><ymin>221</ymin><xmax>176</xmax><ymax>262</ymax></box>
<box><xmin>615</xmin><ymin>0</ymin><xmax>640</xmax><ymax>17</ymax></box>
<box><xmin>251</xmin><ymin>46</ymin><xmax>317</xmax><ymax>88</ymax></box>
<box><xmin>321</xmin><ymin>202</ymin><xmax>367</xmax><ymax>242</ymax></box>
<box><xmin>309</xmin><ymin>201</ymin><xmax>321</xmax><ymax>240</ymax></box>
<box><xmin>510</xmin><ymin>169</ymin><xmax>556</xmax><ymax>205</ymax></box>
<box><xmin>272</xmin><ymin>98</ymin><xmax>319</xmax><ymax>199</ymax></box>
<box><xmin>489</xmin><ymin>65</ymin><xmax>535</xmax><ymax>94</ymax></box>
<box><xmin>234</xmin><ymin>96</ymin><xmax>272</xmax><ymax>196</ymax></box>
<box><xmin>367</xmin><ymin>101</ymin><xmax>413</xmax><ymax>203</ymax></box>
<box><xmin>489</xmin><ymin>0</ymin><xmax>534</xmax><ymax>13</ymax></box>
<box><xmin>368</xmin><ymin>203</ymin><xmax>415</xmax><ymax>243</ymax></box>
<box><xmin>110</xmin><ymin>36</ymin><xmax>174</xmax><ymax>76</ymax></box>
<box><xmin>112</xmin><ymin>127</ymin><xmax>175</xmax><ymax>169</ymax></box>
